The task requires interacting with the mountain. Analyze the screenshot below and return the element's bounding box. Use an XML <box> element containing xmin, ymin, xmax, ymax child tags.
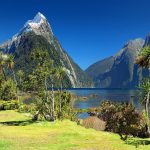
<box><xmin>0</xmin><ymin>12</ymin><xmax>93</xmax><ymax>88</ymax></box>
<box><xmin>86</xmin><ymin>38</ymin><xmax>149</xmax><ymax>88</ymax></box>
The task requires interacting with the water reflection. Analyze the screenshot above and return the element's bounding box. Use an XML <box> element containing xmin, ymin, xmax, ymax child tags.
<box><xmin>69</xmin><ymin>89</ymin><xmax>141</xmax><ymax>110</ymax></box>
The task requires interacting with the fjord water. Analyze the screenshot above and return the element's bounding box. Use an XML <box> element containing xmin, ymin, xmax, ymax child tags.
<box><xmin>69</xmin><ymin>88</ymin><xmax>141</xmax><ymax>118</ymax></box>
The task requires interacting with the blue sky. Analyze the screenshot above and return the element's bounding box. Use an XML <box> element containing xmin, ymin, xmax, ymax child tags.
<box><xmin>0</xmin><ymin>0</ymin><xmax>150</xmax><ymax>69</ymax></box>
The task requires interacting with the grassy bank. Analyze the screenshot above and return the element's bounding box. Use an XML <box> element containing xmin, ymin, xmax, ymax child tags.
<box><xmin>0</xmin><ymin>110</ymin><xmax>150</xmax><ymax>150</ymax></box>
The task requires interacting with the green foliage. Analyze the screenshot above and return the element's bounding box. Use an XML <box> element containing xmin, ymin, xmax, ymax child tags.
<box><xmin>139</xmin><ymin>46</ymin><xmax>150</xmax><ymax>57</ymax></box>
<box><xmin>57</xmin><ymin>91</ymin><xmax>73</xmax><ymax>119</ymax></box>
<box><xmin>0</xmin><ymin>100</ymin><xmax>19</xmax><ymax>110</ymax></box>
<box><xmin>18</xmin><ymin>46</ymin><xmax>74</xmax><ymax>121</ymax></box>
<box><xmin>0</xmin><ymin>52</ymin><xmax>18</xmax><ymax>101</ymax></box>
<box><xmin>16</xmin><ymin>70</ymin><xmax>24</xmax><ymax>90</ymax></box>
<box><xmin>0</xmin><ymin>78</ymin><xmax>17</xmax><ymax>101</ymax></box>
<box><xmin>18</xmin><ymin>103</ymin><xmax>36</xmax><ymax>113</ymax></box>
<box><xmin>139</xmin><ymin>78</ymin><xmax>150</xmax><ymax>105</ymax></box>
<box><xmin>33</xmin><ymin>91</ymin><xmax>73</xmax><ymax>120</ymax></box>
<box><xmin>21</xmin><ymin>47</ymin><xmax>53</xmax><ymax>92</ymax></box>
<box><xmin>138</xmin><ymin>78</ymin><xmax>150</xmax><ymax>136</ymax></box>
<box><xmin>136</xmin><ymin>46</ymin><xmax>150</xmax><ymax>68</ymax></box>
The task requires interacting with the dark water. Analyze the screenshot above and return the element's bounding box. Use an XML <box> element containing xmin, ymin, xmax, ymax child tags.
<box><xmin>68</xmin><ymin>88</ymin><xmax>142</xmax><ymax>118</ymax></box>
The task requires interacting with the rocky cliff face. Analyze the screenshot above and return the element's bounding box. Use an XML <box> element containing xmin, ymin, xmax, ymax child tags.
<box><xmin>86</xmin><ymin>38</ymin><xmax>149</xmax><ymax>88</ymax></box>
<box><xmin>0</xmin><ymin>12</ymin><xmax>93</xmax><ymax>88</ymax></box>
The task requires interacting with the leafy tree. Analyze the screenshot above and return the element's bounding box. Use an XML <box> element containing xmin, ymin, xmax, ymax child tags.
<box><xmin>49</xmin><ymin>67</ymin><xmax>56</xmax><ymax>118</ymax></box>
<box><xmin>0</xmin><ymin>78</ymin><xmax>17</xmax><ymax>101</ymax></box>
<box><xmin>6</xmin><ymin>54</ymin><xmax>17</xmax><ymax>86</ymax></box>
<box><xmin>98</xmin><ymin>101</ymin><xmax>145</xmax><ymax>140</ymax></box>
<box><xmin>20</xmin><ymin>48</ymin><xmax>73</xmax><ymax>121</ymax></box>
<box><xmin>0</xmin><ymin>52</ymin><xmax>7</xmax><ymax>81</ymax></box>
<box><xmin>16</xmin><ymin>70</ymin><xmax>24</xmax><ymax>91</ymax></box>
<box><xmin>55</xmin><ymin>67</ymin><xmax>66</xmax><ymax>113</ymax></box>
<box><xmin>24</xmin><ymin>48</ymin><xmax>54</xmax><ymax>120</ymax></box>
<box><xmin>136</xmin><ymin>46</ymin><xmax>150</xmax><ymax>68</ymax></box>
<box><xmin>0</xmin><ymin>53</ymin><xmax>18</xmax><ymax>101</ymax></box>
<box><xmin>139</xmin><ymin>78</ymin><xmax>150</xmax><ymax>135</ymax></box>
<box><xmin>136</xmin><ymin>46</ymin><xmax>150</xmax><ymax>135</ymax></box>
<box><xmin>17</xmin><ymin>70</ymin><xmax>24</xmax><ymax>83</ymax></box>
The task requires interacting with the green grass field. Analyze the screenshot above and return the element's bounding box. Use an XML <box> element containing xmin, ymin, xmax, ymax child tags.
<box><xmin>0</xmin><ymin>110</ymin><xmax>150</xmax><ymax>150</ymax></box>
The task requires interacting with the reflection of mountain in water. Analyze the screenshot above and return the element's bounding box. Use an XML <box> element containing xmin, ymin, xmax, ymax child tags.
<box><xmin>70</xmin><ymin>89</ymin><xmax>141</xmax><ymax>109</ymax></box>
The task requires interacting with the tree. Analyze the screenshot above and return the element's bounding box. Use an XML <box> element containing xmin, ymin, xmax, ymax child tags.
<box><xmin>22</xmin><ymin>48</ymin><xmax>72</xmax><ymax>121</ymax></box>
<box><xmin>136</xmin><ymin>46</ymin><xmax>150</xmax><ymax>68</ymax></box>
<box><xmin>0</xmin><ymin>53</ymin><xmax>18</xmax><ymax>101</ymax></box>
<box><xmin>0</xmin><ymin>78</ymin><xmax>17</xmax><ymax>101</ymax></box>
<box><xmin>139</xmin><ymin>78</ymin><xmax>150</xmax><ymax>135</ymax></box>
<box><xmin>27</xmin><ymin>48</ymin><xmax>54</xmax><ymax>120</ymax></box>
<box><xmin>49</xmin><ymin>67</ymin><xmax>56</xmax><ymax>118</ymax></box>
<box><xmin>0</xmin><ymin>52</ymin><xmax>7</xmax><ymax>81</ymax></box>
<box><xmin>6</xmin><ymin>54</ymin><xmax>18</xmax><ymax>87</ymax></box>
<box><xmin>17</xmin><ymin>70</ymin><xmax>24</xmax><ymax>83</ymax></box>
<box><xmin>16</xmin><ymin>70</ymin><xmax>24</xmax><ymax>91</ymax></box>
<box><xmin>136</xmin><ymin>46</ymin><xmax>150</xmax><ymax>135</ymax></box>
<box><xmin>114</xmin><ymin>104</ymin><xmax>143</xmax><ymax>140</ymax></box>
<box><xmin>55</xmin><ymin>67</ymin><xmax>66</xmax><ymax>113</ymax></box>
<box><xmin>98</xmin><ymin>101</ymin><xmax>145</xmax><ymax>140</ymax></box>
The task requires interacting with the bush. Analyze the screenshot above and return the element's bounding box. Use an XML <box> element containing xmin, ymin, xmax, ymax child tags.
<box><xmin>0</xmin><ymin>78</ymin><xmax>17</xmax><ymax>101</ymax></box>
<box><xmin>0</xmin><ymin>100</ymin><xmax>19</xmax><ymax>110</ymax></box>
<box><xmin>98</xmin><ymin>101</ymin><xmax>146</xmax><ymax>140</ymax></box>
<box><xmin>98</xmin><ymin>101</ymin><xmax>118</xmax><ymax>122</ymax></box>
<box><xmin>18</xmin><ymin>103</ymin><xmax>36</xmax><ymax>113</ymax></box>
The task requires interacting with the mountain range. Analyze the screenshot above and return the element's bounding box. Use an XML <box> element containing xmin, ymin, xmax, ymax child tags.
<box><xmin>0</xmin><ymin>12</ymin><xmax>93</xmax><ymax>88</ymax></box>
<box><xmin>1</xmin><ymin>12</ymin><xmax>150</xmax><ymax>89</ymax></box>
<box><xmin>86</xmin><ymin>38</ymin><xmax>150</xmax><ymax>88</ymax></box>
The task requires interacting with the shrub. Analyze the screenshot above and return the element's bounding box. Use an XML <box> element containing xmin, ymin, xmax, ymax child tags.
<box><xmin>0</xmin><ymin>100</ymin><xmax>19</xmax><ymax>110</ymax></box>
<box><xmin>18</xmin><ymin>104</ymin><xmax>36</xmax><ymax>113</ymax></box>
<box><xmin>0</xmin><ymin>78</ymin><xmax>17</xmax><ymax>101</ymax></box>
<box><xmin>98</xmin><ymin>101</ymin><xmax>118</xmax><ymax>122</ymax></box>
<box><xmin>98</xmin><ymin>101</ymin><xmax>146</xmax><ymax>140</ymax></box>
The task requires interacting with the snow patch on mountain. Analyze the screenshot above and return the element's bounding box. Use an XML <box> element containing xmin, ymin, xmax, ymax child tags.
<box><xmin>24</xmin><ymin>12</ymin><xmax>46</xmax><ymax>29</ymax></box>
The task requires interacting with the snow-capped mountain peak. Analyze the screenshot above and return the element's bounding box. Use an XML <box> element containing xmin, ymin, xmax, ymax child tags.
<box><xmin>0</xmin><ymin>12</ymin><xmax>54</xmax><ymax>53</ymax></box>
<box><xmin>24</xmin><ymin>12</ymin><xmax>47</xmax><ymax>29</ymax></box>
<box><xmin>33</xmin><ymin>12</ymin><xmax>46</xmax><ymax>22</ymax></box>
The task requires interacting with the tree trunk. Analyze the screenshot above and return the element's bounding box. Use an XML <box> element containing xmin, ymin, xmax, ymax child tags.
<box><xmin>59</xmin><ymin>81</ymin><xmax>62</xmax><ymax>113</ymax></box>
<box><xmin>51</xmin><ymin>77</ymin><xmax>55</xmax><ymax>117</ymax></box>
<box><xmin>12</xmin><ymin>69</ymin><xmax>18</xmax><ymax>98</ymax></box>
<box><xmin>12</xmin><ymin>69</ymin><xmax>17</xmax><ymax>86</ymax></box>
<box><xmin>146</xmin><ymin>89</ymin><xmax>150</xmax><ymax>135</ymax></box>
<box><xmin>32</xmin><ymin>111</ymin><xmax>39</xmax><ymax>121</ymax></box>
<box><xmin>50</xmin><ymin>76</ymin><xmax>55</xmax><ymax>117</ymax></box>
<box><xmin>2</xmin><ymin>66</ymin><xmax>7</xmax><ymax>81</ymax></box>
<box><xmin>119</xmin><ymin>134</ymin><xmax>128</xmax><ymax>141</ymax></box>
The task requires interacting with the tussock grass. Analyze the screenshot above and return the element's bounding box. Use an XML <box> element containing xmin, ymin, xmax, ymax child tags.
<box><xmin>82</xmin><ymin>116</ymin><xmax>106</xmax><ymax>131</ymax></box>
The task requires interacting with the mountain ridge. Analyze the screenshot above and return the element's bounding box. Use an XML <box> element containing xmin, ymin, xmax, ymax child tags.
<box><xmin>86</xmin><ymin>38</ymin><xmax>149</xmax><ymax>88</ymax></box>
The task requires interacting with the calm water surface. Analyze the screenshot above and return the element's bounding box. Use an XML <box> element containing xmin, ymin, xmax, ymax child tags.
<box><xmin>68</xmin><ymin>88</ymin><xmax>142</xmax><ymax>118</ymax></box>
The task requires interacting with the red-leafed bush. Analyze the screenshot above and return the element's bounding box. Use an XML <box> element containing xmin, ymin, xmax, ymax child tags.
<box><xmin>98</xmin><ymin>101</ymin><xmax>146</xmax><ymax>140</ymax></box>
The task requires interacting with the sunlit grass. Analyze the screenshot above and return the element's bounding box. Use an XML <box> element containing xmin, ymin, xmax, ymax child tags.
<box><xmin>0</xmin><ymin>110</ymin><xmax>150</xmax><ymax>150</ymax></box>
<box><xmin>0</xmin><ymin>110</ymin><xmax>30</xmax><ymax>122</ymax></box>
